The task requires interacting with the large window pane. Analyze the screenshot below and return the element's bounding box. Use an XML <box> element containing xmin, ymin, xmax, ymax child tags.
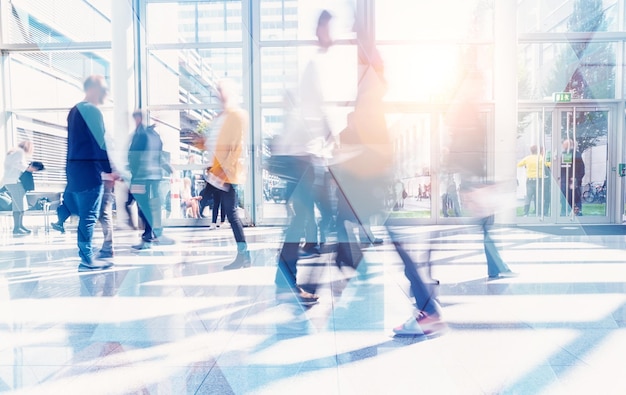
<box><xmin>260</xmin><ymin>108</ymin><xmax>289</xmax><ymax>221</ymax></box>
<box><xmin>260</xmin><ymin>45</ymin><xmax>357</xmax><ymax>103</ymax></box>
<box><xmin>147</xmin><ymin>48</ymin><xmax>243</xmax><ymax>106</ymax></box>
<box><xmin>259</xmin><ymin>0</ymin><xmax>356</xmax><ymax>41</ymax></box>
<box><xmin>379</xmin><ymin>45</ymin><xmax>493</xmax><ymax>102</ymax></box>
<box><xmin>518</xmin><ymin>0</ymin><xmax>618</xmax><ymax>34</ymax></box>
<box><xmin>376</xmin><ymin>0</ymin><xmax>493</xmax><ymax>41</ymax></box>
<box><xmin>7</xmin><ymin>51</ymin><xmax>111</xmax><ymax>109</ymax></box>
<box><xmin>147</xmin><ymin>1</ymin><xmax>243</xmax><ymax>44</ymax></box>
<box><xmin>4</xmin><ymin>0</ymin><xmax>111</xmax><ymax>44</ymax></box>
<box><xmin>518</xmin><ymin>42</ymin><xmax>616</xmax><ymax>100</ymax></box>
<box><xmin>386</xmin><ymin>113</ymin><xmax>432</xmax><ymax>219</ymax></box>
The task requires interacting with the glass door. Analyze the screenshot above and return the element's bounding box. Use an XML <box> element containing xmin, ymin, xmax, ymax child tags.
<box><xmin>554</xmin><ymin>107</ymin><xmax>611</xmax><ymax>223</ymax></box>
<box><xmin>515</xmin><ymin>109</ymin><xmax>553</xmax><ymax>222</ymax></box>
<box><xmin>516</xmin><ymin>106</ymin><xmax>613</xmax><ymax>224</ymax></box>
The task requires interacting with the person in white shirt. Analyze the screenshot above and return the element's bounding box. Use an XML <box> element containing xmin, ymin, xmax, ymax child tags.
<box><xmin>2</xmin><ymin>140</ymin><xmax>35</xmax><ymax>236</ymax></box>
<box><xmin>273</xmin><ymin>10</ymin><xmax>338</xmax><ymax>305</ymax></box>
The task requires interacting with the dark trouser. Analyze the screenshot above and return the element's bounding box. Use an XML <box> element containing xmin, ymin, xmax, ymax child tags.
<box><xmin>275</xmin><ymin>156</ymin><xmax>314</xmax><ymax>289</ymax></box>
<box><xmin>386</xmin><ymin>226</ymin><xmax>440</xmax><ymax>315</ymax></box>
<box><xmin>219</xmin><ymin>184</ymin><xmax>247</xmax><ymax>252</ymax></box>
<box><xmin>333</xmin><ymin>172</ymin><xmax>387</xmax><ymax>268</ymax></box>
<box><xmin>560</xmin><ymin>182</ymin><xmax>582</xmax><ymax>215</ymax></box>
<box><xmin>212</xmin><ymin>186</ymin><xmax>226</xmax><ymax>224</ymax></box>
<box><xmin>198</xmin><ymin>186</ymin><xmax>212</xmax><ymax>218</ymax></box>
<box><xmin>57</xmin><ymin>185</ymin><xmax>75</xmax><ymax>223</ymax></box>
<box><xmin>63</xmin><ymin>185</ymin><xmax>103</xmax><ymax>264</ymax></box>
<box><xmin>99</xmin><ymin>183</ymin><xmax>114</xmax><ymax>253</ymax></box>
<box><xmin>335</xmin><ymin>185</ymin><xmax>365</xmax><ymax>268</ymax></box>
<box><xmin>133</xmin><ymin>180</ymin><xmax>163</xmax><ymax>241</ymax></box>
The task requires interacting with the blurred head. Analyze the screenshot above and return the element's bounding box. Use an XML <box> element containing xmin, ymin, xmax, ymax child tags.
<box><xmin>216</xmin><ymin>78</ymin><xmax>239</xmax><ymax>109</ymax></box>
<box><xmin>562</xmin><ymin>139</ymin><xmax>575</xmax><ymax>151</ymax></box>
<box><xmin>132</xmin><ymin>109</ymin><xmax>144</xmax><ymax>127</ymax></box>
<box><xmin>83</xmin><ymin>75</ymin><xmax>108</xmax><ymax>105</ymax></box>
<box><xmin>18</xmin><ymin>140</ymin><xmax>34</xmax><ymax>155</ymax></box>
<box><xmin>316</xmin><ymin>10</ymin><xmax>333</xmax><ymax>49</ymax></box>
<box><xmin>530</xmin><ymin>145</ymin><xmax>538</xmax><ymax>154</ymax></box>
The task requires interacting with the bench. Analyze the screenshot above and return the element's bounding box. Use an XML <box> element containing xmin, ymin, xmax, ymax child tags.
<box><xmin>0</xmin><ymin>191</ymin><xmax>62</xmax><ymax>234</ymax></box>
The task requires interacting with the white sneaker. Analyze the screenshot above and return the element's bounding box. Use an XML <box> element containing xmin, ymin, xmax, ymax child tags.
<box><xmin>209</xmin><ymin>223</ymin><xmax>217</xmax><ymax>230</ymax></box>
<box><xmin>393</xmin><ymin>311</ymin><xmax>448</xmax><ymax>336</ymax></box>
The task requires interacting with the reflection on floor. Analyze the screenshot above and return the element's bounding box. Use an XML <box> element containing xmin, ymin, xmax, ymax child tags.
<box><xmin>1</xmin><ymin>224</ymin><xmax>626</xmax><ymax>394</ymax></box>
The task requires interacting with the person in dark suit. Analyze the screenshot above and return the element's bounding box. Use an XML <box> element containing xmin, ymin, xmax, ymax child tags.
<box><xmin>559</xmin><ymin>139</ymin><xmax>585</xmax><ymax>216</ymax></box>
<box><xmin>62</xmin><ymin>75</ymin><xmax>116</xmax><ymax>271</ymax></box>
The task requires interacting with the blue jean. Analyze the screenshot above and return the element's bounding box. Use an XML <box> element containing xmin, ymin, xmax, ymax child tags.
<box><xmin>387</xmin><ymin>226</ymin><xmax>441</xmax><ymax>315</ymax></box>
<box><xmin>482</xmin><ymin>218</ymin><xmax>511</xmax><ymax>277</ymax></box>
<box><xmin>219</xmin><ymin>184</ymin><xmax>247</xmax><ymax>252</ymax></box>
<box><xmin>63</xmin><ymin>185</ymin><xmax>103</xmax><ymax>264</ymax></box>
<box><xmin>99</xmin><ymin>183</ymin><xmax>115</xmax><ymax>253</ymax></box>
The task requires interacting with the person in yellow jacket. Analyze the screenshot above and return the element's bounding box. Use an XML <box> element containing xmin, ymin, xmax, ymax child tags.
<box><xmin>517</xmin><ymin>145</ymin><xmax>548</xmax><ymax>216</ymax></box>
<box><xmin>208</xmin><ymin>79</ymin><xmax>251</xmax><ymax>270</ymax></box>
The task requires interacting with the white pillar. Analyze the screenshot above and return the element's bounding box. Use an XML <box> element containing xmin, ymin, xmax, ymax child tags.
<box><xmin>0</xmin><ymin>1</ymin><xmax>10</xmax><ymax>173</ymax></box>
<box><xmin>111</xmin><ymin>0</ymin><xmax>137</xmax><ymax>226</ymax></box>
<box><xmin>494</xmin><ymin>0</ymin><xmax>518</xmax><ymax>224</ymax></box>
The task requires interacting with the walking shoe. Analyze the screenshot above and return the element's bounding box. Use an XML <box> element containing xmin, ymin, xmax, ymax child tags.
<box><xmin>299</xmin><ymin>247</ymin><xmax>321</xmax><ymax>259</ymax></box>
<box><xmin>372</xmin><ymin>238</ymin><xmax>384</xmax><ymax>245</ymax></box>
<box><xmin>209</xmin><ymin>223</ymin><xmax>217</xmax><ymax>230</ymax></box>
<box><xmin>276</xmin><ymin>286</ymin><xmax>320</xmax><ymax>306</ymax></box>
<box><xmin>296</xmin><ymin>287</ymin><xmax>319</xmax><ymax>305</ymax></box>
<box><xmin>78</xmin><ymin>260</ymin><xmax>113</xmax><ymax>272</ymax></box>
<box><xmin>223</xmin><ymin>251</ymin><xmax>251</xmax><ymax>270</ymax></box>
<box><xmin>51</xmin><ymin>222</ymin><xmax>65</xmax><ymax>234</ymax></box>
<box><xmin>393</xmin><ymin>311</ymin><xmax>448</xmax><ymax>336</ymax></box>
<box><xmin>12</xmin><ymin>228</ymin><xmax>29</xmax><ymax>236</ymax></box>
<box><xmin>20</xmin><ymin>226</ymin><xmax>32</xmax><ymax>234</ymax></box>
<box><xmin>97</xmin><ymin>250</ymin><xmax>114</xmax><ymax>259</ymax></box>
<box><xmin>132</xmin><ymin>241</ymin><xmax>152</xmax><ymax>250</ymax></box>
<box><xmin>153</xmin><ymin>235</ymin><xmax>175</xmax><ymax>245</ymax></box>
<box><xmin>488</xmin><ymin>270</ymin><xmax>519</xmax><ymax>280</ymax></box>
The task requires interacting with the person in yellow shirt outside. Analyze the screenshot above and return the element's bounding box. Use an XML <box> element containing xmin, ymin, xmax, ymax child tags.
<box><xmin>207</xmin><ymin>79</ymin><xmax>251</xmax><ymax>270</ymax></box>
<box><xmin>517</xmin><ymin>145</ymin><xmax>549</xmax><ymax>216</ymax></box>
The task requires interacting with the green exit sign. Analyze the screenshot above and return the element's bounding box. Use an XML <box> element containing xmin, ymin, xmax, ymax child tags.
<box><xmin>553</xmin><ymin>92</ymin><xmax>572</xmax><ymax>102</ymax></box>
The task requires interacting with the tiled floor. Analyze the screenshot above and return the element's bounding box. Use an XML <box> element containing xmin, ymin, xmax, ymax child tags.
<box><xmin>1</xmin><ymin>222</ymin><xmax>626</xmax><ymax>394</ymax></box>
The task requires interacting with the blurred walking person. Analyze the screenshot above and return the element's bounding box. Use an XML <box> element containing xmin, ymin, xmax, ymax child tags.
<box><xmin>2</xmin><ymin>140</ymin><xmax>36</xmax><ymax>236</ymax></box>
<box><xmin>129</xmin><ymin>110</ymin><xmax>174</xmax><ymax>249</ymax></box>
<box><xmin>444</xmin><ymin>70</ymin><xmax>516</xmax><ymax>280</ymax></box>
<box><xmin>208</xmin><ymin>79</ymin><xmax>251</xmax><ymax>270</ymax></box>
<box><xmin>327</xmin><ymin>44</ymin><xmax>447</xmax><ymax>335</ymax></box>
<box><xmin>273</xmin><ymin>10</ymin><xmax>341</xmax><ymax>304</ymax></box>
<box><xmin>63</xmin><ymin>75</ymin><xmax>115</xmax><ymax>271</ymax></box>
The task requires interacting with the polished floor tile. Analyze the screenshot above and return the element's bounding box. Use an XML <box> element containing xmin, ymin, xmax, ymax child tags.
<box><xmin>1</xmin><ymin>223</ymin><xmax>626</xmax><ymax>394</ymax></box>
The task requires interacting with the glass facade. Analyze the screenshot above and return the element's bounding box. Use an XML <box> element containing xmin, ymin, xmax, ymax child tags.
<box><xmin>1</xmin><ymin>0</ymin><xmax>626</xmax><ymax>225</ymax></box>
